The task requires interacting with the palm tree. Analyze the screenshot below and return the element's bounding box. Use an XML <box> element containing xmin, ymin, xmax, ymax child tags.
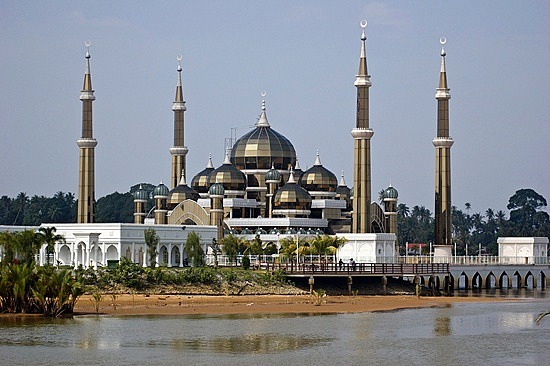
<box><xmin>185</xmin><ymin>231</ymin><xmax>204</xmax><ymax>267</ymax></box>
<box><xmin>16</xmin><ymin>230</ymin><xmax>43</xmax><ymax>265</ymax></box>
<box><xmin>38</xmin><ymin>226</ymin><xmax>65</xmax><ymax>265</ymax></box>
<box><xmin>310</xmin><ymin>235</ymin><xmax>347</xmax><ymax>258</ymax></box>
<box><xmin>220</xmin><ymin>235</ymin><xmax>242</xmax><ymax>266</ymax></box>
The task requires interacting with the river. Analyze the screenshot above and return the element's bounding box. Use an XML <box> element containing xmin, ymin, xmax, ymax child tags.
<box><xmin>1</xmin><ymin>291</ymin><xmax>549</xmax><ymax>365</ymax></box>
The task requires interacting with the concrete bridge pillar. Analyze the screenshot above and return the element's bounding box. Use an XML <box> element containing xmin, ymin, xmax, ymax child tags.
<box><xmin>532</xmin><ymin>275</ymin><xmax>537</xmax><ymax>289</ymax></box>
<box><xmin>467</xmin><ymin>276</ymin><xmax>473</xmax><ymax>290</ymax></box>
<box><xmin>493</xmin><ymin>275</ymin><xmax>500</xmax><ymax>289</ymax></box>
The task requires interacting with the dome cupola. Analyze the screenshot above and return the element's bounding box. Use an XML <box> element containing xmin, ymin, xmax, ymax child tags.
<box><xmin>230</xmin><ymin>95</ymin><xmax>296</xmax><ymax>171</ymax></box>
<box><xmin>168</xmin><ymin>171</ymin><xmax>199</xmax><ymax>208</ymax></box>
<box><xmin>191</xmin><ymin>154</ymin><xmax>215</xmax><ymax>196</ymax></box>
<box><xmin>273</xmin><ymin>170</ymin><xmax>312</xmax><ymax>217</ymax></box>
<box><xmin>208</xmin><ymin>153</ymin><xmax>247</xmax><ymax>194</ymax></box>
<box><xmin>154</xmin><ymin>181</ymin><xmax>169</xmax><ymax>197</ymax></box>
<box><xmin>299</xmin><ymin>152</ymin><xmax>338</xmax><ymax>197</ymax></box>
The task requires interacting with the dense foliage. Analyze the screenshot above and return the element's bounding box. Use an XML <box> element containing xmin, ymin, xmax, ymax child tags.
<box><xmin>397</xmin><ymin>189</ymin><xmax>550</xmax><ymax>255</ymax></box>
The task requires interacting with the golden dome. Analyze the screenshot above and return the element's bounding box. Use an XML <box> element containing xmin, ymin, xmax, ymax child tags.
<box><xmin>208</xmin><ymin>153</ymin><xmax>246</xmax><ymax>192</ymax></box>
<box><xmin>299</xmin><ymin>152</ymin><xmax>337</xmax><ymax>192</ymax></box>
<box><xmin>230</xmin><ymin>99</ymin><xmax>296</xmax><ymax>170</ymax></box>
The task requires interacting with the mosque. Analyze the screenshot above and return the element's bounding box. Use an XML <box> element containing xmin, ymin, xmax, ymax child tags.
<box><xmin>6</xmin><ymin>21</ymin><xmax>456</xmax><ymax>268</ymax></box>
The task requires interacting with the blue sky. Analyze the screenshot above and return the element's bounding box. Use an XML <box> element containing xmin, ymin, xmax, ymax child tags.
<box><xmin>1</xmin><ymin>1</ymin><xmax>548</xmax><ymax>215</ymax></box>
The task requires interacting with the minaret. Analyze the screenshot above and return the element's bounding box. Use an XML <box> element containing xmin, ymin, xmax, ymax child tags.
<box><xmin>351</xmin><ymin>20</ymin><xmax>374</xmax><ymax>233</ymax></box>
<box><xmin>77</xmin><ymin>41</ymin><xmax>98</xmax><ymax>223</ymax></box>
<box><xmin>433</xmin><ymin>37</ymin><xmax>453</xmax><ymax>246</ymax></box>
<box><xmin>169</xmin><ymin>56</ymin><xmax>188</xmax><ymax>189</ymax></box>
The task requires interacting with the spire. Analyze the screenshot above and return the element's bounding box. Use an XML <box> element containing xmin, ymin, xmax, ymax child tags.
<box><xmin>287</xmin><ymin>169</ymin><xmax>296</xmax><ymax>184</ymax></box>
<box><xmin>255</xmin><ymin>91</ymin><xmax>270</xmax><ymax>127</ymax></box>
<box><xmin>80</xmin><ymin>41</ymin><xmax>95</xmax><ymax>101</ymax></box>
<box><xmin>179</xmin><ymin>169</ymin><xmax>187</xmax><ymax>185</ymax></box>
<box><xmin>354</xmin><ymin>20</ymin><xmax>371</xmax><ymax>87</ymax></box>
<box><xmin>294</xmin><ymin>158</ymin><xmax>301</xmax><ymax>171</ymax></box>
<box><xmin>206</xmin><ymin>153</ymin><xmax>214</xmax><ymax>168</ymax></box>
<box><xmin>435</xmin><ymin>37</ymin><xmax>451</xmax><ymax>99</ymax></box>
<box><xmin>173</xmin><ymin>55</ymin><xmax>186</xmax><ymax>111</ymax></box>
<box><xmin>313</xmin><ymin>150</ymin><xmax>322</xmax><ymax>166</ymax></box>
<box><xmin>339</xmin><ymin>171</ymin><xmax>347</xmax><ymax>186</ymax></box>
<box><xmin>223</xmin><ymin>151</ymin><xmax>231</xmax><ymax>165</ymax></box>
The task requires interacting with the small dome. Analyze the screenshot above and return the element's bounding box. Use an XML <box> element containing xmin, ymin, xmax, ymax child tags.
<box><xmin>265</xmin><ymin>165</ymin><xmax>281</xmax><ymax>183</ymax></box>
<box><xmin>191</xmin><ymin>155</ymin><xmax>215</xmax><ymax>194</ymax></box>
<box><xmin>273</xmin><ymin>172</ymin><xmax>312</xmax><ymax>211</ymax></box>
<box><xmin>133</xmin><ymin>185</ymin><xmax>148</xmax><ymax>201</ymax></box>
<box><xmin>208</xmin><ymin>181</ymin><xmax>225</xmax><ymax>196</ymax></box>
<box><xmin>383</xmin><ymin>185</ymin><xmax>399</xmax><ymax>200</ymax></box>
<box><xmin>154</xmin><ymin>182</ymin><xmax>169</xmax><ymax>197</ymax></box>
<box><xmin>208</xmin><ymin>153</ymin><xmax>247</xmax><ymax>191</ymax></box>
<box><xmin>230</xmin><ymin>99</ymin><xmax>296</xmax><ymax>170</ymax></box>
<box><xmin>299</xmin><ymin>153</ymin><xmax>337</xmax><ymax>192</ymax></box>
<box><xmin>168</xmin><ymin>173</ymin><xmax>199</xmax><ymax>206</ymax></box>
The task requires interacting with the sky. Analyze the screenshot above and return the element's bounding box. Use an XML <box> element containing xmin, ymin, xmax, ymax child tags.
<box><xmin>1</xmin><ymin>1</ymin><xmax>549</xmax><ymax>216</ymax></box>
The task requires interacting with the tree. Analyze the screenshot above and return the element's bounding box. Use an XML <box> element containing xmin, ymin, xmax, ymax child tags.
<box><xmin>220</xmin><ymin>235</ymin><xmax>244</xmax><ymax>266</ymax></box>
<box><xmin>144</xmin><ymin>228</ymin><xmax>159</xmax><ymax>268</ymax></box>
<box><xmin>310</xmin><ymin>235</ymin><xmax>347</xmax><ymax>257</ymax></box>
<box><xmin>16</xmin><ymin>230</ymin><xmax>43</xmax><ymax>265</ymax></box>
<box><xmin>38</xmin><ymin>226</ymin><xmax>65</xmax><ymax>265</ymax></box>
<box><xmin>506</xmin><ymin>189</ymin><xmax>549</xmax><ymax>236</ymax></box>
<box><xmin>185</xmin><ymin>231</ymin><xmax>204</xmax><ymax>267</ymax></box>
<box><xmin>248</xmin><ymin>234</ymin><xmax>264</xmax><ymax>255</ymax></box>
<box><xmin>0</xmin><ymin>231</ymin><xmax>18</xmax><ymax>264</ymax></box>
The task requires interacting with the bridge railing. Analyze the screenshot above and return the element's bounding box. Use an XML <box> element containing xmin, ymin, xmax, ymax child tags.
<box><xmin>256</xmin><ymin>262</ymin><xmax>449</xmax><ymax>275</ymax></box>
<box><xmin>400</xmin><ymin>256</ymin><xmax>548</xmax><ymax>265</ymax></box>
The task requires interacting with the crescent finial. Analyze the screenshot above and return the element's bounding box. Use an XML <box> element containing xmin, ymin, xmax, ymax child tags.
<box><xmin>261</xmin><ymin>91</ymin><xmax>267</xmax><ymax>98</ymax></box>
<box><xmin>85</xmin><ymin>40</ymin><xmax>92</xmax><ymax>48</ymax></box>
<box><xmin>440</xmin><ymin>37</ymin><xmax>447</xmax><ymax>45</ymax></box>
<box><xmin>360</xmin><ymin>20</ymin><xmax>368</xmax><ymax>28</ymax></box>
<box><xmin>177</xmin><ymin>55</ymin><xmax>183</xmax><ymax>62</ymax></box>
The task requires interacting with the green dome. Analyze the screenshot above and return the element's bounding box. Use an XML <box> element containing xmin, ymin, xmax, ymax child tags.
<box><xmin>265</xmin><ymin>166</ymin><xmax>281</xmax><ymax>183</ymax></box>
<box><xmin>154</xmin><ymin>182</ymin><xmax>169</xmax><ymax>197</ymax></box>
<box><xmin>383</xmin><ymin>185</ymin><xmax>398</xmax><ymax>199</ymax></box>
<box><xmin>209</xmin><ymin>182</ymin><xmax>225</xmax><ymax>196</ymax></box>
<box><xmin>133</xmin><ymin>185</ymin><xmax>148</xmax><ymax>201</ymax></box>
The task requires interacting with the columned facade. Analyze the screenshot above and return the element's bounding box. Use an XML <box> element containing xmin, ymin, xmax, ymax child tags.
<box><xmin>433</xmin><ymin>38</ymin><xmax>453</xmax><ymax>246</ymax></box>
<box><xmin>77</xmin><ymin>43</ymin><xmax>97</xmax><ymax>223</ymax></box>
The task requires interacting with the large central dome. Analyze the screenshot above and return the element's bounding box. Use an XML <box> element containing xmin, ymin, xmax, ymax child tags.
<box><xmin>230</xmin><ymin>99</ymin><xmax>296</xmax><ymax>171</ymax></box>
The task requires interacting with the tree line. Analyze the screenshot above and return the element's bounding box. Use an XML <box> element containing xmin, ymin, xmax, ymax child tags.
<box><xmin>397</xmin><ymin>189</ymin><xmax>550</xmax><ymax>255</ymax></box>
<box><xmin>1</xmin><ymin>186</ymin><xmax>548</xmax><ymax>257</ymax></box>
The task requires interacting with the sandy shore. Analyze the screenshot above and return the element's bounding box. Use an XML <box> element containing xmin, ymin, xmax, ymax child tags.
<box><xmin>74</xmin><ymin>293</ymin><xmax>510</xmax><ymax>316</ymax></box>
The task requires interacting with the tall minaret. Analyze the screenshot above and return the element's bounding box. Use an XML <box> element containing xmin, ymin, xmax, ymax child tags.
<box><xmin>169</xmin><ymin>55</ymin><xmax>188</xmax><ymax>189</ymax></box>
<box><xmin>77</xmin><ymin>41</ymin><xmax>98</xmax><ymax>223</ymax></box>
<box><xmin>351</xmin><ymin>20</ymin><xmax>374</xmax><ymax>233</ymax></box>
<box><xmin>433</xmin><ymin>37</ymin><xmax>453</xmax><ymax>246</ymax></box>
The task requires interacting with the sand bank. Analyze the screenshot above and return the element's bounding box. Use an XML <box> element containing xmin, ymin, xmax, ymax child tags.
<box><xmin>74</xmin><ymin>293</ymin><xmax>510</xmax><ymax>316</ymax></box>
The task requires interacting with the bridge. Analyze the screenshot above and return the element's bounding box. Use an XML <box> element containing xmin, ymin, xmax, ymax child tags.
<box><xmin>225</xmin><ymin>255</ymin><xmax>550</xmax><ymax>292</ymax></box>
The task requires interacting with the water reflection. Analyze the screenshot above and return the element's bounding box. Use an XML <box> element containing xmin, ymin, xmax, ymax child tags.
<box><xmin>434</xmin><ymin>317</ymin><xmax>451</xmax><ymax>336</ymax></box>
<box><xmin>168</xmin><ymin>333</ymin><xmax>333</xmax><ymax>354</ymax></box>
